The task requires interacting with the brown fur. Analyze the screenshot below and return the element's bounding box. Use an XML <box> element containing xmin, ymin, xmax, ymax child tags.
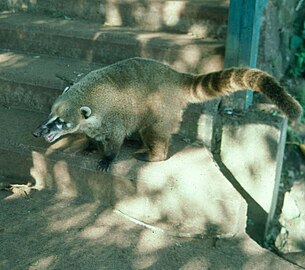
<box><xmin>34</xmin><ymin>58</ymin><xmax>303</xmax><ymax>169</ymax></box>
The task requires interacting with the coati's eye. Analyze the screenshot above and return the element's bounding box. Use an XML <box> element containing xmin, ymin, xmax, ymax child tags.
<box><xmin>56</xmin><ymin>119</ymin><xmax>64</xmax><ymax>129</ymax></box>
<box><xmin>53</xmin><ymin>118</ymin><xmax>73</xmax><ymax>130</ymax></box>
<box><xmin>55</xmin><ymin>118</ymin><xmax>67</xmax><ymax>129</ymax></box>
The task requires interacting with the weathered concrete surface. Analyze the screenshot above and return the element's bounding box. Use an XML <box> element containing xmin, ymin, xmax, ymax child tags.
<box><xmin>0</xmin><ymin>12</ymin><xmax>225</xmax><ymax>73</ymax></box>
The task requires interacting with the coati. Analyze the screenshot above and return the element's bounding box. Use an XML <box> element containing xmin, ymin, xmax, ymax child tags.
<box><xmin>33</xmin><ymin>57</ymin><xmax>302</xmax><ymax>171</ymax></box>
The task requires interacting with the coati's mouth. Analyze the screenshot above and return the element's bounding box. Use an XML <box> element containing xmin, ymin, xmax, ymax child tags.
<box><xmin>44</xmin><ymin>132</ymin><xmax>61</xmax><ymax>143</ymax></box>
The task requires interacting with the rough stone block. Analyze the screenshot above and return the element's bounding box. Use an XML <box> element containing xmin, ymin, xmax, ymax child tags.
<box><xmin>220</xmin><ymin>110</ymin><xmax>287</xmax><ymax>242</ymax></box>
<box><xmin>115</xmin><ymin>146</ymin><xmax>247</xmax><ymax>236</ymax></box>
<box><xmin>276</xmin><ymin>181</ymin><xmax>305</xmax><ymax>253</ymax></box>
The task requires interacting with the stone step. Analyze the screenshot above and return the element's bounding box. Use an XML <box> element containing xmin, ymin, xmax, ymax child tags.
<box><xmin>0</xmin><ymin>12</ymin><xmax>225</xmax><ymax>73</ymax></box>
<box><xmin>0</xmin><ymin>50</ymin><xmax>102</xmax><ymax>112</ymax></box>
<box><xmin>0</xmin><ymin>0</ymin><xmax>229</xmax><ymax>38</ymax></box>
<box><xmin>0</xmin><ymin>105</ymin><xmax>247</xmax><ymax>237</ymax></box>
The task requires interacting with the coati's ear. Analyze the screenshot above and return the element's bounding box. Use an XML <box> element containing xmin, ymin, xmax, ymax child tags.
<box><xmin>80</xmin><ymin>106</ymin><xmax>92</xmax><ymax>119</ymax></box>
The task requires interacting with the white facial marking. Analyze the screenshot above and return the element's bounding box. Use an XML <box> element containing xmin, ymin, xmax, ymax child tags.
<box><xmin>56</xmin><ymin>123</ymin><xmax>63</xmax><ymax>129</ymax></box>
<box><xmin>63</xmin><ymin>86</ymin><xmax>70</xmax><ymax>94</ymax></box>
<box><xmin>46</xmin><ymin>116</ymin><xmax>58</xmax><ymax>125</ymax></box>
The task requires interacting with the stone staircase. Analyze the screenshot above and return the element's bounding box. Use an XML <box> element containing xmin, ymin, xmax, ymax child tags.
<box><xmin>0</xmin><ymin>1</ymin><xmax>302</xmax><ymax>269</ymax></box>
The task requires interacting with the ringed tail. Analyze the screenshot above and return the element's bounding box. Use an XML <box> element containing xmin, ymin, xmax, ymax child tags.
<box><xmin>189</xmin><ymin>67</ymin><xmax>302</xmax><ymax>121</ymax></box>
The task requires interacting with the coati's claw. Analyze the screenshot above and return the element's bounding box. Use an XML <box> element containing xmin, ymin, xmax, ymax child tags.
<box><xmin>97</xmin><ymin>154</ymin><xmax>116</xmax><ymax>172</ymax></box>
<box><xmin>97</xmin><ymin>159</ymin><xmax>111</xmax><ymax>172</ymax></box>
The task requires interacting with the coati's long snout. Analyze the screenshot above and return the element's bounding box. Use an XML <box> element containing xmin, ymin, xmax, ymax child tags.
<box><xmin>32</xmin><ymin>124</ymin><xmax>49</xmax><ymax>138</ymax></box>
<box><xmin>32</xmin><ymin>117</ymin><xmax>69</xmax><ymax>143</ymax></box>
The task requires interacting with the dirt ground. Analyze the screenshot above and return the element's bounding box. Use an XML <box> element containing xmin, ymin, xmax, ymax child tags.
<box><xmin>0</xmin><ymin>174</ymin><xmax>302</xmax><ymax>270</ymax></box>
<box><xmin>1</xmin><ymin>114</ymin><xmax>304</xmax><ymax>270</ymax></box>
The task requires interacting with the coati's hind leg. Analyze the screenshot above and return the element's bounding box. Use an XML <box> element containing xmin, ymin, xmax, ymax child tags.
<box><xmin>134</xmin><ymin>124</ymin><xmax>173</xmax><ymax>162</ymax></box>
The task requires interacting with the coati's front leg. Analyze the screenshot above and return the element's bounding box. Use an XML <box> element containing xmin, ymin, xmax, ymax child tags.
<box><xmin>96</xmin><ymin>134</ymin><xmax>125</xmax><ymax>172</ymax></box>
<box><xmin>83</xmin><ymin>136</ymin><xmax>97</xmax><ymax>156</ymax></box>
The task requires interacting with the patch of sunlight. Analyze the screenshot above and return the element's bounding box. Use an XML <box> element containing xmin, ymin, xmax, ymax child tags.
<box><xmin>0</xmin><ymin>52</ymin><xmax>29</xmax><ymax>68</ymax></box>
<box><xmin>53</xmin><ymin>160</ymin><xmax>78</xmax><ymax>200</ymax></box>
<box><xmin>81</xmin><ymin>222</ymin><xmax>110</xmax><ymax>240</ymax></box>
<box><xmin>169</xmin><ymin>45</ymin><xmax>201</xmax><ymax>73</ymax></box>
<box><xmin>181</xmin><ymin>257</ymin><xmax>209</xmax><ymax>269</ymax></box>
<box><xmin>133</xmin><ymin>230</ymin><xmax>175</xmax><ymax>269</ymax></box>
<box><xmin>30</xmin><ymin>151</ymin><xmax>48</xmax><ymax>191</ymax></box>
<box><xmin>133</xmin><ymin>253</ymin><xmax>158</xmax><ymax>270</ymax></box>
<box><xmin>163</xmin><ymin>1</ymin><xmax>186</xmax><ymax>27</ymax></box>
<box><xmin>104</xmin><ymin>0</ymin><xmax>122</xmax><ymax>26</ymax></box>
<box><xmin>92</xmin><ymin>31</ymin><xmax>102</xmax><ymax>41</ymax></box>
<box><xmin>222</xmin><ymin>123</ymin><xmax>278</xmax><ymax>212</ymax></box>
<box><xmin>49</xmin><ymin>209</ymin><xmax>93</xmax><ymax>232</ymax></box>
<box><xmin>31</xmin><ymin>149</ymin><xmax>80</xmax><ymax>200</ymax></box>
<box><xmin>136</xmin><ymin>32</ymin><xmax>168</xmax><ymax>45</ymax></box>
<box><xmin>188</xmin><ymin>24</ymin><xmax>209</xmax><ymax>39</ymax></box>
<box><xmin>116</xmin><ymin>196</ymin><xmax>162</xmax><ymax>224</ymax></box>
<box><xmin>0</xmin><ymin>12</ymin><xmax>10</xmax><ymax>19</ymax></box>
<box><xmin>6</xmin><ymin>0</ymin><xmax>28</xmax><ymax>10</ymax></box>
<box><xmin>136</xmin><ymin>229</ymin><xmax>173</xmax><ymax>254</ymax></box>
<box><xmin>81</xmin><ymin>209</ymin><xmax>136</xmax><ymax>248</ymax></box>
<box><xmin>29</xmin><ymin>255</ymin><xmax>57</xmax><ymax>270</ymax></box>
<box><xmin>197</xmin><ymin>113</ymin><xmax>214</xmax><ymax>140</ymax></box>
<box><xmin>199</xmin><ymin>54</ymin><xmax>224</xmax><ymax>74</ymax></box>
<box><xmin>115</xmin><ymin>146</ymin><xmax>243</xmax><ymax>235</ymax></box>
<box><xmin>47</xmin><ymin>202</ymin><xmax>99</xmax><ymax>232</ymax></box>
<box><xmin>45</xmin><ymin>134</ymin><xmax>86</xmax><ymax>156</ymax></box>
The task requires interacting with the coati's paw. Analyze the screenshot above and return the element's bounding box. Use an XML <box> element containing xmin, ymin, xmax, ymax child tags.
<box><xmin>133</xmin><ymin>151</ymin><xmax>167</xmax><ymax>162</ymax></box>
<box><xmin>97</xmin><ymin>159</ymin><xmax>112</xmax><ymax>172</ymax></box>
<box><xmin>97</xmin><ymin>154</ymin><xmax>116</xmax><ymax>172</ymax></box>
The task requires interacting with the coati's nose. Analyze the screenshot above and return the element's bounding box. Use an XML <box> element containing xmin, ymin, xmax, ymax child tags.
<box><xmin>32</xmin><ymin>128</ymin><xmax>42</xmax><ymax>137</ymax></box>
<box><xmin>32</xmin><ymin>126</ymin><xmax>49</xmax><ymax>137</ymax></box>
